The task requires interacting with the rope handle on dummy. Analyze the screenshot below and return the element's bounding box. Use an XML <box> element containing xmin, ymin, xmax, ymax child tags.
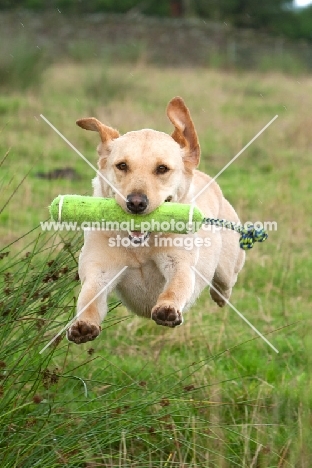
<box><xmin>49</xmin><ymin>195</ymin><xmax>268</xmax><ymax>251</ymax></box>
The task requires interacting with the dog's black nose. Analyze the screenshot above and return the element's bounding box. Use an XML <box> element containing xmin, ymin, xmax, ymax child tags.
<box><xmin>126</xmin><ymin>193</ymin><xmax>149</xmax><ymax>214</ymax></box>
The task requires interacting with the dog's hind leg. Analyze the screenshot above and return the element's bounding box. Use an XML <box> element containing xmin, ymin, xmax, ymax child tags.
<box><xmin>210</xmin><ymin>235</ymin><xmax>245</xmax><ymax>307</ymax></box>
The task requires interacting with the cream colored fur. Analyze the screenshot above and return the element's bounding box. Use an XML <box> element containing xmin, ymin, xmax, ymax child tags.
<box><xmin>67</xmin><ymin>97</ymin><xmax>245</xmax><ymax>344</ymax></box>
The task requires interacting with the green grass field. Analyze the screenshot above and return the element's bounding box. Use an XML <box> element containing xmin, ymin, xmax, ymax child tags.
<box><xmin>0</xmin><ymin>53</ymin><xmax>312</xmax><ymax>467</ymax></box>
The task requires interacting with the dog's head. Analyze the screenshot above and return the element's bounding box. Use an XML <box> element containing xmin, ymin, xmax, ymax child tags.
<box><xmin>76</xmin><ymin>97</ymin><xmax>200</xmax><ymax>215</ymax></box>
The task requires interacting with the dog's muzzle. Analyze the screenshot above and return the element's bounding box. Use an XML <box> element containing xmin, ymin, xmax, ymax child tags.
<box><xmin>127</xmin><ymin>195</ymin><xmax>172</xmax><ymax>244</ymax></box>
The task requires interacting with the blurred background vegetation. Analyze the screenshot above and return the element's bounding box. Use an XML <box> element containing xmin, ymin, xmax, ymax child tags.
<box><xmin>0</xmin><ymin>0</ymin><xmax>312</xmax><ymax>40</ymax></box>
<box><xmin>0</xmin><ymin>0</ymin><xmax>312</xmax><ymax>82</ymax></box>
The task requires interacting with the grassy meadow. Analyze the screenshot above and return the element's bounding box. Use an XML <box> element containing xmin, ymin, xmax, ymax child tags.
<box><xmin>0</xmin><ymin>37</ymin><xmax>312</xmax><ymax>467</ymax></box>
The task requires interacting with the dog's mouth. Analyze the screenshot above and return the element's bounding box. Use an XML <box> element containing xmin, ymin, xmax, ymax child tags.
<box><xmin>126</xmin><ymin>196</ymin><xmax>172</xmax><ymax>244</ymax></box>
<box><xmin>128</xmin><ymin>231</ymin><xmax>150</xmax><ymax>244</ymax></box>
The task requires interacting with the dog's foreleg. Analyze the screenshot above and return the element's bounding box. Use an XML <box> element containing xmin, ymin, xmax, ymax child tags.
<box><xmin>151</xmin><ymin>252</ymin><xmax>196</xmax><ymax>327</ymax></box>
<box><xmin>67</xmin><ymin>266</ymin><xmax>125</xmax><ymax>344</ymax></box>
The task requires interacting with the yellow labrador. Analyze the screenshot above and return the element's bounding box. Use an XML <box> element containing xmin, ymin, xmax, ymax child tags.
<box><xmin>67</xmin><ymin>97</ymin><xmax>245</xmax><ymax>344</ymax></box>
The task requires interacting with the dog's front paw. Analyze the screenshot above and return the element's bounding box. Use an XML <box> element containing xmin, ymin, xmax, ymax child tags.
<box><xmin>151</xmin><ymin>304</ymin><xmax>183</xmax><ymax>328</ymax></box>
<box><xmin>67</xmin><ymin>320</ymin><xmax>101</xmax><ymax>344</ymax></box>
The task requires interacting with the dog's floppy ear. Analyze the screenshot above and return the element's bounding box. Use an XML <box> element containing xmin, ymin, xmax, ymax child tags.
<box><xmin>76</xmin><ymin>117</ymin><xmax>120</xmax><ymax>143</ymax></box>
<box><xmin>76</xmin><ymin>117</ymin><xmax>120</xmax><ymax>169</ymax></box>
<box><xmin>167</xmin><ymin>97</ymin><xmax>200</xmax><ymax>170</ymax></box>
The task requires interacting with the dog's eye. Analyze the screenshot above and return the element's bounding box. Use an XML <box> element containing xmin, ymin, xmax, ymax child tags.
<box><xmin>156</xmin><ymin>165</ymin><xmax>169</xmax><ymax>175</ymax></box>
<box><xmin>116</xmin><ymin>162</ymin><xmax>128</xmax><ymax>172</ymax></box>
